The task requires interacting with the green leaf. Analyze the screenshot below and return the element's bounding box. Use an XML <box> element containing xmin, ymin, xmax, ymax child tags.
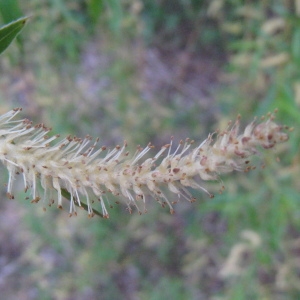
<box><xmin>0</xmin><ymin>16</ymin><xmax>29</xmax><ymax>55</ymax></box>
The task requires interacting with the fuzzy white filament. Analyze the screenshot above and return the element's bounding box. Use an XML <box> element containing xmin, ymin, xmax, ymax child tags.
<box><xmin>0</xmin><ymin>108</ymin><xmax>290</xmax><ymax>218</ymax></box>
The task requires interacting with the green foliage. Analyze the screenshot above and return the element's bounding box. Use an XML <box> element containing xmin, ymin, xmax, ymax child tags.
<box><xmin>142</xmin><ymin>0</ymin><xmax>224</xmax><ymax>51</ymax></box>
<box><xmin>218</xmin><ymin>1</ymin><xmax>300</xmax><ymax>119</ymax></box>
<box><xmin>0</xmin><ymin>1</ymin><xmax>299</xmax><ymax>299</ymax></box>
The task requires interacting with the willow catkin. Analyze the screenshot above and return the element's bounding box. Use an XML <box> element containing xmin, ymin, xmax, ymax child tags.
<box><xmin>0</xmin><ymin>108</ymin><xmax>290</xmax><ymax>218</ymax></box>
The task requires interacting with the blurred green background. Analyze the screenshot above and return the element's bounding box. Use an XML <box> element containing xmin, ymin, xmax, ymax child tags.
<box><xmin>0</xmin><ymin>0</ymin><xmax>299</xmax><ymax>299</ymax></box>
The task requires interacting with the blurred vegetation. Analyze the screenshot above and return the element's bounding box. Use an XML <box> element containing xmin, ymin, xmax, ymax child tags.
<box><xmin>0</xmin><ymin>0</ymin><xmax>299</xmax><ymax>299</ymax></box>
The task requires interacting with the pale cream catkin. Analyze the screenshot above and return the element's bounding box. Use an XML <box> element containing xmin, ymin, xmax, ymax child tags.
<box><xmin>0</xmin><ymin>108</ymin><xmax>290</xmax><ymax>218</ymax></box>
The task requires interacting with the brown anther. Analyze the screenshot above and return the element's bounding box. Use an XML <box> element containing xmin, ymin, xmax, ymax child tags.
<box><xmin>242</xmin><ymin>136</ymin><xmax>251</xmax><ymax>145</ymax></box>
<box><xmin>31</xmin><ymin>197</ymin><xmax>41</xmax><ymax>203</ymax></box>
<box><xmin>173</xmin><ymin>168</ymin><xmax>180</xmax><ymax>174</ymax></box>
<box><xmin>6</xmin><ymin>193</ymin><xmax>14</xmax><ymax>199</ymax></box>
<box><xmin>262</xmin><ymin>143</ymin><xmax>275</xmax><ymax>149</ymax></box>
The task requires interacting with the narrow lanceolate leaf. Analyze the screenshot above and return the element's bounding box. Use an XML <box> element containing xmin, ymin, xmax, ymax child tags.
<box><xmin>0</xmin><ymin>16</ymin><xmax>29</xmax><ymax>55</ymax></box>
<box><xmin>0</xmin><ymin>108</ymin><xmax>291</xmax><ymax>218</ymax></box>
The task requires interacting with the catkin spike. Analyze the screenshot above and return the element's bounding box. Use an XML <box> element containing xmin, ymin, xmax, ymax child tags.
<box><xmin>0</xmin><ymin>109</ymin><xmax>289</xmax><ymax>217</ymax></box>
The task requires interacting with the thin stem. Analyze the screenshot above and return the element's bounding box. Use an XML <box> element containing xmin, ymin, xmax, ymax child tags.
<box><xmin>61</xmin><ymin>188</ymin><xmax>104</xmax><ymax>218</ymax></box>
